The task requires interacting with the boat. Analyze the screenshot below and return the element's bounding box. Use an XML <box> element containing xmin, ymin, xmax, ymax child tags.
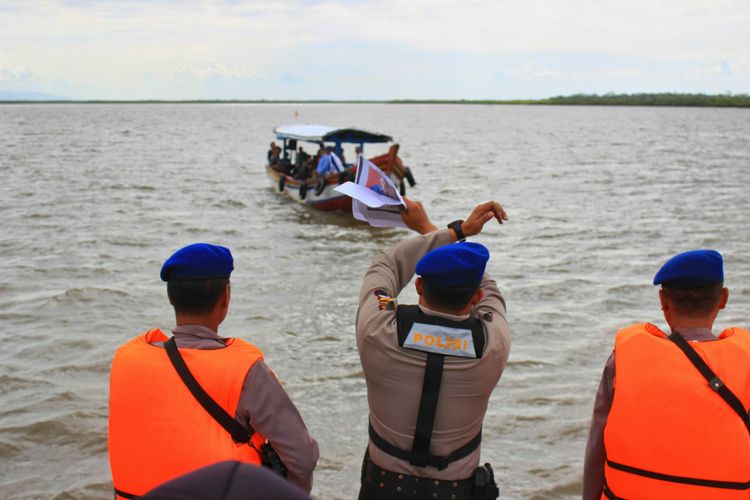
<box><xmin>266</xmin><ymin>124</ymin><xmax>416</xmax><ymax>212</ymax></box>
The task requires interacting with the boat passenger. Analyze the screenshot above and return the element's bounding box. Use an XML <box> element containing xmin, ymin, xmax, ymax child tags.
<box><xmin>296</xmin><ymin>146</ymin><xmax>309</xmax><ymax>168</ymax></box>
<box><xmin>108</xmin><ymin>243</ymin><xmax>319</xmax><ymax>499</ymax></box>
<box><xmin>583</xmin><ymin>250</ymin><xmax>750</xmax><ymax>499</ymax></box>
<box><xmin>356</xmin><ymin>198</ymin><xmax>509</xmax><ymax>499</ymax></box>
<box><xmin>268</xmin><ymin>142</ymin><xmax>281</xmax><ymax>165</ymax></box>
<box><xmin>294</xmin><ymin>146</ymin><xmax>311</xmax><ymax>178</ymax></box>
<box><xmin>316</xmin><ymin>146</ymin><xmax>344</xmax><ymax>177</ymax></box>
<box><xmin>330</xmin><ymin>148</ymin><xmax>344</xmax><ymax>171</ymax></box>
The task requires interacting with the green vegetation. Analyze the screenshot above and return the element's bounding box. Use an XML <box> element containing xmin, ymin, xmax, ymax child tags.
<box><xmin>2</xmin><ymin>93</ymin><xmax>749</xmax><ymax>107</ymax></box>
<box><xmin>390</xmin><ymin>93</ymin><xmax>750</xmax><ymax>108</ymax></box>
<box><xmin>537</xmin><ymin>93</ymin><xmax>750</xmax><ymax>107</ymax></box>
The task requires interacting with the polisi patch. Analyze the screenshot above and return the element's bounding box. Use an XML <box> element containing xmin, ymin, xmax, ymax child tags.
<box><xmin>403</xmin><ymin>322</ymin><xmax>477</xmax><ymax>358</ymax></box>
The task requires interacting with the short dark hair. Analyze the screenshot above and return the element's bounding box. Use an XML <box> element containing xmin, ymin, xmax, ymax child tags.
<box><xmin>422</xmin><ymin>279</ymin><xmax>480</xmax><ymax>312</ymax></box>
<box><xmin>662</xmin><ymin>283</ymin><xmax>724</xmax><ymax>318</ymax></box>
<box><xmin>167</xmin><ymin>278</ymin><xmax>229</xmax><ymax>315</ymax></box>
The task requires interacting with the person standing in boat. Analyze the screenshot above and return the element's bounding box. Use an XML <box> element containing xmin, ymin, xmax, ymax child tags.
<box><xmin>108</xmin><ymin>243</ymin><xmax>319</xmax><ymax>499</ymax></box>
<box><xmin>296</xmin><ymin>146</ymin><xmax>309</xmax><ymax>167</ymax></box>
<box><xmin>356</xmin><ymin>198</ymin><xmax>510</xmax><ymax>499</ymax></box>
<box><xmin>582</xmin><ymin>250</ymin><xmax>750</xmax><ymax>499</ymax></box>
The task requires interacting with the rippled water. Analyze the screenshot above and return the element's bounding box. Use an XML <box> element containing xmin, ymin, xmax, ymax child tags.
<box><xmin>1</xmin><ymin>103</ymin><xmax>749</xmax><ymax>499</ymax></box>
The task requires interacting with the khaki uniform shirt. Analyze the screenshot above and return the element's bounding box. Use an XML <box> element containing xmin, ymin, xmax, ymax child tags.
<box><xmin>356</xmin><ymin>229</ymin><xmax>511</xmax><ymax>480</ymax></box>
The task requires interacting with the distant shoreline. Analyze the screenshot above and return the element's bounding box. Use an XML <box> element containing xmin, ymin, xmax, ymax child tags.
<box><xmin>2</xmin><ymin>93</ymin><xmax>749</xmax><ymax>108</ymax></box>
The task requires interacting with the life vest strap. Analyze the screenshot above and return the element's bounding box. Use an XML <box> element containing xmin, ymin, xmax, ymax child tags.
<box><xmin>667</xmin><ymin>331</ymin><xmax>750</xmax><ymax>434</ymax></box>
<box><xmin>601</xmin><ymin>476</ymin><xmax>622</xmax><ymax>500</ymax></box>
<box><xmin>607</xmin><ymin>460</ymin><xmax>750</xmax><ymax>490</ymax></box>
<box><xmin>114</xmin><ymin>487</ymin><xmax>139</xmax><ymax>499</ymax></box>
<box><xmin>164</xmin><ymin>336</ymin><xmax>252</xmax><ymax>444</ymax></box>
<box><xmin>368</xmin><ymin>422</ymin><xmax>482</xmax><ymax>471</ymax></box>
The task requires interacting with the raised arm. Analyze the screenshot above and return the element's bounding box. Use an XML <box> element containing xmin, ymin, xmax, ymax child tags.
<box><xmin>357</xmin><ymin>198</ymin><xmax>509</xmax><ymax>337</ymax></box>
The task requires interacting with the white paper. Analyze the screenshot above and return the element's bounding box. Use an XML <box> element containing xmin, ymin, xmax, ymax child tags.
<box><xmin>334</xmin><ymin>157</ymin><xmax>406</xmax><ymax>228</ymax></box>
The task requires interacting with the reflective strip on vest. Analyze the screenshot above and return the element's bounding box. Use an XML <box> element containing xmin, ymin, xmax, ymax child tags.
<box><xmin>603</xmin><ymin>323</ymin><xmax>750</xmax><ymax>499</ymax></box>
<box><xmin>108</xmin><ymin>330</ymin><xmax>266</xmax><ymax>497</ymax></box>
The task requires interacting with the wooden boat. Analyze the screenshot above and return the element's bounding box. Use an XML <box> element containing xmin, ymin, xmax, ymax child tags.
<box><xmin>266</xmin><ymin>124</ymin><xmax>415</xmax><ymax>212</ymax></box>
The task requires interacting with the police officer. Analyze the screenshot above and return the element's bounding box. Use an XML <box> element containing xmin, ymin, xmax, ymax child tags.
<box><xmin>583</xmin><ymin>250</ymin><xmax>750</xmax><ymax>499</ymax></box>
<box><xmin>108</xmin><ymin>243</ymin><xmax>319</xmax><ymax>498</ymax></box>
<box><xmin>357</xmin><ymin>199</ymin><xmax>510</xmax><ymax>499</ymax></box>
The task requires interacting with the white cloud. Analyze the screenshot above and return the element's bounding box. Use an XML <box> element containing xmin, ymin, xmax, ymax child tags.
<box><xmin>0</xmin><ymin>67</ymin><xmax>34</xmax><ymax>82</ymax></box>
<box><xmin>0</xmin><ymin>0</ymin><xmax>748</xmax><ymax>98</ymax></box>
<box><xmin>174</xmin><ymin>62</ymin><xmax>264</xmax><ymax>80</ymax></box>
<box><xmin>506</xmin><ymin>63</ymin><xmax>562</xmax><ymax>79</ymax></box>
<box><xmin>505</xmin><ymin>64</ymin><xmax>647</xmax><ymax>83</ymax></box>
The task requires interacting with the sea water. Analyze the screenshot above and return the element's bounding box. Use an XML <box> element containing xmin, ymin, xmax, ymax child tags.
<box><xmin>1</xmin><ymin>103</ymin><xmax>749</xmax><ymax>499</ymax></box>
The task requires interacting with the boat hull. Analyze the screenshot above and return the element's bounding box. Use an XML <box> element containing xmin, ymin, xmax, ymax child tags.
<box><xmin>266</xmin><ymin>165</ymin><xmax>353</xmax><ymax>212</ymax></box>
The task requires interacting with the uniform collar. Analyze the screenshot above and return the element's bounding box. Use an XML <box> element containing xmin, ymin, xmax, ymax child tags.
<box><xmin>172</xmin><ymin>324</ymin><xmax>228</xmax><ymax>341</ymax></box>
<box><xmin>417</xmin><ymin>304</ymin><xmax>470</xmax><ymax>322</ymax></box>
<box><xmin>673</xmin><ymin>327</ymin><xmax>716</xmax><ymax>341</ymax></box>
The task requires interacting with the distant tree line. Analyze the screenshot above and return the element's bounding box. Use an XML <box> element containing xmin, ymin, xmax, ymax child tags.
<box><xmin>389</xmin><ymin>93</ymin><xmax>750</xmax><ymax>108</ymax></box>
<box><xmin>3</xmin><ymin>93</ymin><xmax>749</xmax><ymax>107</ymax></box>
<box><xmin>536</xmin><ymin>93</ymin><xmax>750</xmax><ymax>107</ymax></box>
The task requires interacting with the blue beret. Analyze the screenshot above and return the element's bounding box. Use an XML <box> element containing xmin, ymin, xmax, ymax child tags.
<box><xmin>653</xmin><ymin>249</ymin><xmax>723</xmax><ymax>289</ymax></box>
<box><xmin>160</xmin><ymin>243</ymin><xmax>234</xmax><ymax>282</ymax></box>
<box><xmin>416</xmin><ymin>242</ymin><xmax>489</xmax><ymax>287</ymax></box>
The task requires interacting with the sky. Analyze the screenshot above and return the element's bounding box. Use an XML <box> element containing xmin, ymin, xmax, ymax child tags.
<box><xmin>1</xmin><ymin>0</ymin><xmax>749</xmax><ymax>100</ymax></box>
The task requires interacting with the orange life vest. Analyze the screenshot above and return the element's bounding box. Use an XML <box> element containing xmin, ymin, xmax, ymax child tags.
<box><xmin>603</xmin><ymin>323</ymin><xmax>750</xmax><ymax>499</ymax></box>
<box><xmin>108</xmin><ymin>329</ymin><xmax>266</xmax><ymax>498</ymax></box>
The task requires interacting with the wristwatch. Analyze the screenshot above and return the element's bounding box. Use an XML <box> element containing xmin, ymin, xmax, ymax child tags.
<box><xmin>448</xmin><ymin>219</ymin><xmax>466</xmax><ymax>242</ymax></box>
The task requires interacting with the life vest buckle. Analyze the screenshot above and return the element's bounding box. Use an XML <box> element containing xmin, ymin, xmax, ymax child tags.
<box><xmin>709</xmin><ymin>376</ymin><xmax>724</xmax><ymax>391</ymax></box>
<box><xmin>436</xmin><ymin>457</ymin><xmax>450</xmax><ymax>471</ymax></box>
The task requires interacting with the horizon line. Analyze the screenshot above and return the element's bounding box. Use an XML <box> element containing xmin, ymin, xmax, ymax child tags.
<box><xmin>1</xmin><ymin>92</ymin><xmax>749</xmax><ymax>107</ymax></box>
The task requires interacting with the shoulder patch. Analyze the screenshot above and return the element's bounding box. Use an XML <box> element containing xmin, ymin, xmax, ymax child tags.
<box><xmin>374</xmin><ymin>289</ymin><xmax>396</xmax><ymax>311</ymax></box>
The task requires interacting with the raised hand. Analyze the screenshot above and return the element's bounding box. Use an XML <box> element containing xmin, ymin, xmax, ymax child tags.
<box><xmin>399</xmin><ymin>197</ymin><xmax>439</xmax><ymax>235</ymax></box>
<box><xmin>461</xmin><ymin>201</ymin><xmax>508</xmax><ymax>238</ymax></box>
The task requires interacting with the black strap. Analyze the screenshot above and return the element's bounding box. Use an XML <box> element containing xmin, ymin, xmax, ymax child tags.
<box><xmin>667</xmin><ymin>331</ymin><xmax>750</xmax><ymax>434</ymax></box>
<box><xmin>114</xmin><ymin>488</ymin><xmax>139</xmax><ymax>499</ymax></box>
<box><xmin>410</xmin><ymin>353</ymin><xmax>445</xmax><ymax>466</ymax></box>
<box><xmin>368</xmin><ymin>423</ymin><xmax>482</xmax><ymax>471</ymax></box>
<box><xmin>163</xmin><ymin>336</ymin><xmax>251</xmax><ymax>444</ymax></box>
<box><xmin>607</xmin><ymin>460</ymin><xmax>750</xmax><ymax>490</ymax></box>
<box><xmin>601</xmin><ymin>476</ymin><xmax>622</xmax><ymax>500</ymax></box>
<box><xmin>371</xmin><ymin>305</ymin><xmax>485</xmax><ymax>470</ymax></box>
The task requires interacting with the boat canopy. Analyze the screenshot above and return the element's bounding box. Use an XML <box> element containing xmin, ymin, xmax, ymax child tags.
<box><xmin>274</xmin><ymin>124</ymin><xmax>392</xmax><ymax>144</ymax></box>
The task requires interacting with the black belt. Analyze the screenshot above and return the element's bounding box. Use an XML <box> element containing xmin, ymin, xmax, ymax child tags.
<box><xmin>360</xmin><ymin>457</ymin><xmax>474</xmax><ymax>500</ymax></box>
